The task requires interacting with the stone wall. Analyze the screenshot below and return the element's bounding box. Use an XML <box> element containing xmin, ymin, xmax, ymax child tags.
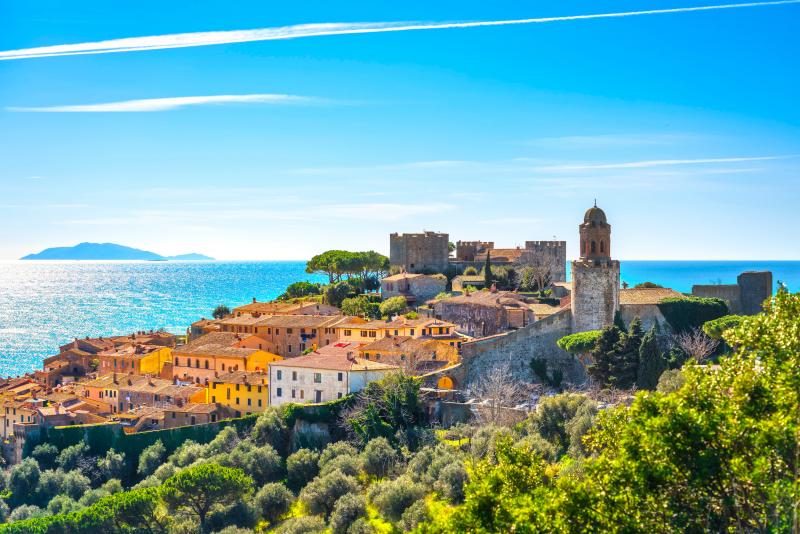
<box><xmin>692</xmin><ymin>284</ymin><xmax>742</xmax><ymax>313</ymax></box>
<box><xmin>571</xmin><ymin>260</ymin><xmax>620</xmax><ymax>332</ymax></box>
<box><xmin>461</xmin><ymin>308</ymin><xmax>583</xmax><ymax>387</ymax></box>
<box><xmin>619</xmin><ymin>303</ymin><xmax>666</xmax><ymax>332</ymax></box>
<box><xmin>389</xmin><ymin>232</ymin><xmax>450</xmax><ymax>273</ymax></box>
<box><xmin>432</xmin><ymin>299</ymin><xmax>507</xmax><ymax>337</ymax></box>
<box><xmin>738</xmin><ymin>271</ymin><xmax>772</xmax><ymax>314</ymax></box>
<box><xmin>519</xmin><ymin>241</ymin><xmax>568</xmax><ymax>282</ymax></box>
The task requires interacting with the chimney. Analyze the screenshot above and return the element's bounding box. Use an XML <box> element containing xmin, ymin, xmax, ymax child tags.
<box><xmin>252</xmin><ymin>297</ymin><xmax>257</xmax><ymax>303</ymax></box>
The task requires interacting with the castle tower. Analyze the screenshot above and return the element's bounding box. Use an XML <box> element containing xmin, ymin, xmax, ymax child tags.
<box><xmin>571</xmin><ymin>203</ymin><xmax>620</xmax><ymax>332</ymax></box>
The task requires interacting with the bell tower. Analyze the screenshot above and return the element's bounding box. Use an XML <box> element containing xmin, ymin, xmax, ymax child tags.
<box><xmin>571</xmin><ymin>203</ymin><xmax>620</xmax><ymax>332</ymax></box>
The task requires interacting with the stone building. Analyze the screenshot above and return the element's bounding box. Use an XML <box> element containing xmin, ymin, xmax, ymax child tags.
<box><xmin>389</xmin><ymin>231</ymin><xmax>450</xmax><ymax>273</ymax></box>
<box><xmin>692</xmin><ymin>271</ymin><xmax>772</xmax><ymax>315</ymax></box>
<box><xmin>571</xmin><ymin>204</ymin><xmax>620</xmax><ymax>332</ymax></box>
<box><xmin>452</xmin><ymin>240</ymin><xmax>567</xmax><ymax>283</ymax></box>
<box><xmin>380</xmin><ymin>273</ymin><xmax>447</xmax><ymax>303</ymax></box>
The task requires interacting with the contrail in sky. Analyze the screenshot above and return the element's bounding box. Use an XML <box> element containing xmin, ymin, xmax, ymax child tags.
<box><xmin>1</xmin><ymin>0</ymin><xmax>798</xmax><ymax>61</ymax></box>
<box><xmin>6</xmin><ymin>94</ymin><xmax>321</xmax><ymax>112</ymax></box>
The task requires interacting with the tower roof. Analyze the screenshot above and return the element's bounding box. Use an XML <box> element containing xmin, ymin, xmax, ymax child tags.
<box><xmin>584</xmin><ymin>205</ymin><xmax>607</xmax><ymax>225</ymax></box>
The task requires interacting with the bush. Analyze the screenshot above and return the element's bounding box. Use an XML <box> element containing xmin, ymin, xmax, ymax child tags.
<box><xmin>35</xmin><ymin>468</ymin><xmax>64</xmax><ymax>505</ymax></box>
<box><xmin>226</xmin><ymin>443</ymin><xmax>285</xmax><ymax>485</ymax></box>
<box><xmin>273</xmin><ymin>515</ymin><xmax>327</xmax><ymax>534</ymax></box>
<box><xmin>656</xmin><ymin>369</ymin><xmax>686</xmax><ymax>393</ymax></box>
<box><xmin>367</xmin><ymin>476</ymin><xmax>426</xmax><ymax>522</ymax></box>
<box><xmin>254</xmin><ymin>482</ymin><xmax>293</xmax><ymax>524</ymax></box>
<box><xmin>379</xmin><ymin>296</ymin><xmax>407</xmax><ymax>318</ymax></box>
<box><xmin>557</xmin><ymin>330</ymin><xmax>602</xmax><ymax>354</ymax></box>
<box><xmin>634</xmin><ymin>281</ymin><xmax>663</xmax><ymax>288</ymax></box>
<box><xmin>400</xmin><ymin>499</ymin><xmax>430</xmax><ymax>531</ymax></box>
<box><xmin>97</xmin><ymin>448</ymin><xmax>125</xmax><ymax>481</ymax></box>
<box><xmin>281</xmin><ymin>281</ymin><xmax>322</xmax><ymax>300</ymax></box>
<box><xmin>320</xmin><ymin>454</ymin><xmax>362</xmax><ymax>477</ymax></box>
<box><xmin>46</xmin><ymin>495</ymin><xmax>80</xmax><ymax>516</ymax></box>
<box><xmin>318</xmin><ymin>442</ymin><xmax>358</xmax><ymax>469</ymax></box>
<box><xmin>7</xmin><ymin>504</ymin><xmax>44</xmax><ymax>522</ymax></box>
<box><xmin>361</xmin><ymin>437</ymin><xmax>397</xmax><ymax>478</ymax></box>
<box><xmin>657</xmin><ymin>296</ymin><xmax>728</xmax><ymax>333</ymax></box>
<box><xmin>8</xmin><ymin>458</ymin><xmax>40</xmax><ymax>506</ymax></box>
<box><xmin>341</xmin><ymin>296</ymin><xmax>376</xmax><ymax>318</ymax></box>
<box><xmin>435</xmin><ymin>462</ymin><xmax>468</xmax><ymax>503</ymax></box>
<box><xmin>61</xmin><ymin>470</ymin><xmax>91</xmax><ymax>500</ymax></box>
<box><xmin>250</xmin><ymin>409</ymin><xmax>288</xmax><ymax>450</ymax></box>
<box><xmin>324</xmin><ymin>282</ymin><xmax>353</xmax><ymax>308</ymax></box>
<box><xmin>137</xmin><ymin>440</ymin><xmax>166</xmax><ymax>477</ymax></box>
<box><xmin>702</xmin><ymin>314</ymin><xmax>746</xmax><ymax>340</ymax></box>
<box><xmin>206</xmin><ymin>500</ymin><xmax>259</xmax><ymax>533</ymax></box>
<box><xmin>56</xmin><ymin>441</ymin><xmax>89</xmax><ymax>471</ymax></box>
<box><xmin>30</xmin><ymin>444</ymin><xmax>58</xmax><ymax>471</ymax></box>
<box><xmin>329</xmin><ymin>493</ymin><xmax>367</xmax><ymax>534</ymax></box>
<box><xmin>286</xmin><ymin>448</ymin><xmax>320</xmax><ymax>492</ymax></box>
<box><xmin>299</xmin><ymin>470</ymin><xmax>360</xmax><ymax>518</ymax></box>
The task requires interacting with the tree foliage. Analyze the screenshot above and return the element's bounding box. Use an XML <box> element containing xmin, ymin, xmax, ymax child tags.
<box><xmin>306</xmin><ymin>250</ymin><xmax>389</xmax><ymax>284</ymax></box>
<box><xmin>378</xmin><ymin>296</ymin><xmax>407</xmax><ymax>318</ymax></box>
<box><xmin>556</xmin><ymin>330</ymin><xmax>602</xmax><ymax>354</ymax></box>
<box><xmin>703</xmin><ymin>314</ymin><xmax>746</xmax><ymax>340</ymax></box>
<box><xmin>657</xmin><ymin>296</ymin><xmax>729</xmax><ymax>333</ymax></box>
<box><xmin>212</xmin><ymin>304</ymin><xmax>231</xmax><ymax>320</ymax></box>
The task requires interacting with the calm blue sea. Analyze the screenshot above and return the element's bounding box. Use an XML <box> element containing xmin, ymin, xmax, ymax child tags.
<box><xmin>0</xmin><ymin>260</ymin><xmax>796</xmax><ymax>377</ymax></box>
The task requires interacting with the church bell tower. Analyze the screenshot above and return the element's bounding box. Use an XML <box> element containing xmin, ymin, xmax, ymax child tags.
<box><xmin>571</xmin><ymin>203</ymin><xmax>620</xmax><ymax>332</ymax></box>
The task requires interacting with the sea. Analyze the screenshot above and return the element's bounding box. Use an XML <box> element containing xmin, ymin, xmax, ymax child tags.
<box><xmin>0</xmin><ymin>260</ymin><xmax>797</xmax><ymax>377</ymax></box>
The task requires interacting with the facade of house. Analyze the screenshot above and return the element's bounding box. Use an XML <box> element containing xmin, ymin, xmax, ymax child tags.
<box><xmin>380</xmin><ymin>273</ymin><xmax>447</xmax><ymax>304</ymax></box>
<box><xmin>98</xmin><ymin>344</ymin><xmax>173</xmax><ymax>376</ymax></box>
<box><xmin>334</xmin><ymin>317</ymin><xmax>459</xmax><ymax>344</ymax></box>
<box><xmin>359</xmin><ymin>336</ymin><xmax>459</xmax><ymax>374</ymax></box>
<box><xmin>269</xmin><ymin>352</ymin><xmax>398</xmax><ymax>406</ymax></box>
<box><xmin>207</xmin><ymin>370</ymin><xmax>270</xmax><ymax>415</ymax></box>
<box><xmin>236</xmin><ymin>315</ymin><xmax>345</xmax><ymax>357</ymax></box>
<box><xmin>430</xmin><ymin>290</ymin><xmax>552</xmax><ymax>337</ymax></box>
<box><xmin>171</xmin><ymin>332</ymin><xmax>282</xmax><ymax>384</ymax></box>
<box><xmin>117</xmin><ymin>377</ymin><xmax>205</xmax><ymax>412</ymax></box>
<box><xmin>232</xmin><ymin>300</ymin><xmax>340</xmax><ymax>319</ymax></box>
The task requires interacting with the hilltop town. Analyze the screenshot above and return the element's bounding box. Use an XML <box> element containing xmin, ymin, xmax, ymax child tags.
<box><xmin>0</xmin><ymin>205</ymin><xmax>772</xmax><ymax>460</ymax></box>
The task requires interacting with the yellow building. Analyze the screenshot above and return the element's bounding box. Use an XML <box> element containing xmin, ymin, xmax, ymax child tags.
<box><xmin>172</xmin><ymin>332</ymin><xmax>282</xmax><ymax>384</ymax></box>
<box><xmin>335</xmin><ymin>317</ymin><xmax>460</xmax><ymax>345</ymax></box>
<box><xmin>98</xmin><ymin>344</ymin><xmax>173</xmax><ymax>376</ymax></box>
<box><xmin>207</xmin><ymin>370</ymin><xmax>270</xmax><ymax>416</ymax></box>
<box><xmin>359</xmin><ymin>336</ymin><xmax>459</xmax><ymax>374</ymax></box>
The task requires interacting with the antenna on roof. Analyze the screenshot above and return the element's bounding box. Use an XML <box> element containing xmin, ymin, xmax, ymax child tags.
<box><xmin>594</xmin><ymin>198</ymin><xmax>597</xmax><ymax>207</ymax></box>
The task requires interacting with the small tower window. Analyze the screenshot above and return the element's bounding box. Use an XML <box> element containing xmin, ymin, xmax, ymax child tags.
<box><xmin>600</xmin><ymin>241</ymin><xmax>605</xmax><ymax>253</ymax></box>
<box><xmin>591</xmin><ymin>241</ymin><xmax>596</xmax><ymax>253</ymax></box>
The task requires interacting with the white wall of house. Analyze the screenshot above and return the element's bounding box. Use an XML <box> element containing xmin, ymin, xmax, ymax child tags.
<box><xmin>268</xmin><ymin>365</ymin><xmax>395</xmax><ymax>406</ymax></box>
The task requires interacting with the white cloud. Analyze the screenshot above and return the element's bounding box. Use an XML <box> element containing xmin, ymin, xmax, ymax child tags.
<box><xmin>1</xmin><ymin>1</ymin><xmax>797</xmax><ymax>60</ymax></box>
<box><xmin>531</xmin><ymin>155</ymin><xmax>796</xmax><ymax>172</ymax></box>
<box><xmin>7</xmin><ymin>94</ymin><xmax>322</xmax><ymax>112</ymax></box>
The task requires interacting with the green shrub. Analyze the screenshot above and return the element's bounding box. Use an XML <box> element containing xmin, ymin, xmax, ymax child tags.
<box><xmin>8</xmin><ymin>458</ymin><xmax>40</xmax><ymax>507</ymax></box>
<box><xmin>329</xmin><ymin>493</ymin><xmax>367</xmax><ymax>534</ymax></box>
<box><xmin>286</xmin><ymin>448</ymin><xmax>320</xmax><ymax>492</ymax></box>
<box><xmin>657</xmin><ymin>296</ymin><xmax>728</xmax><ymax>333</ymax></box>
<box><xmin>702</xmin><ymin>314</ymin><xmax>746</xmax><ymax>340</ymax></box>
<box><xmin>400</xmin><ymin>499</ymin><xmax>430</xmax><ymax>531</ymax></box>
<box><xmin>273</xmin><ymin>515</ymin><xmax>327</xmax><ymax>534</ymax></box>
<box><xmin>137</xmin><ymin>440</ymin><xmax>166</xmax><ymax>477</ymax></box>
<box><xmin>379</xmin><ymin>296</ymin><xmax>407</xmax><ymax>318</ymax></box>
<box><xmin>435</xmin><ymin>462</ymin><xmax>468</xmax><ymax>503</ymax></box>
<box><xmin>318</xmin><ymin>442</ymin><xmax>358</xmax><ymax>469</ymax></box>
<box><xmin>557</xmin><ymin>330</ymin><xmax>602</xmax><ymax>354</ymax></box>
<box><xmin>30</xmin><ymin>444</ymin><xmax>58</xmax><ymax>471</ymax></box>
<box><xmin>367</xmin><ymin>475</ymin><xmax>426</xmax><ymax>522</ymax></box>
<box><xmin>254</xmin><ymin>483</ymin><xmax>293</xmax><ymax>524</ymax></box>
<box><xmin>361</xmin><ymin>437</ymin><xmax>397</xmax><ymax>478</ymax></box>
<box><xmin>656</xmin><ymin>369</ymin><xmax>686</xmax><ymax>393</ymax></box>
<box><xmin>299</xmin><ymin>470</ymin><xmax>360</xmax><ymax>518</ymax></box>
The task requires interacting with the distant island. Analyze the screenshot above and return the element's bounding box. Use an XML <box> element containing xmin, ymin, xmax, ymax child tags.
<box><xmin>21</xmin><ymin>242</ymin><xmax>214</xmax><ymax>261</ymax></box>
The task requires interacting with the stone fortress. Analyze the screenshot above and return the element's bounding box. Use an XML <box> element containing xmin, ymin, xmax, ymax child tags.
<box><xmin>400</xmin><ymin>204</ymin><xmax>774</xmax><ymax>388</ymax></box>
<box><xmin>390</xmin><ymin>232</ymin><xmax>567</xmax><ymax>282</ymax></box>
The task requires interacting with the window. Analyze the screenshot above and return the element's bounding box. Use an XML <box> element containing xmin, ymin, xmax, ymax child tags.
<box><xmin>361</xmin><ymin>330</ymin><xmax>368</xmax><ymax>338</ymax></box>
<box><xmin>204</xmin><ymin>360</ymin><xmax>209</xmax><ymax>369</ymax></box>
<box><xmin>337</xmin><ymin>372</ymin><xmax>343</xmax><ymax>382</ymax></box>
<box><xmin>300</xmin><ymin>390</ymin><xmax>304</xmax><ymax>399</ymax></box>
<box><xmin>394</xmin><ymin>330</ymin><xmax>399</xmax><ymax>335</ymax></box>
<box><xmin>190</xmin><ymin>416</ymin><xmax>196</xmax><ymax>425</ymax></box>
<box><xmin>401</xmin><ymin>355</ymin><xmax>406</xmax><ymax>361</ymax></box>
<box><xmin>276</xmin><ymin>329</ymin><xmax>280</xmax><ymax>335</ymax></box>
<box><xmin>410</xmin><ymin>329</ymin><xmax>415</xmax><ymax>336</ymax></box>
<box><xmin>600</xmin><ymin>240</ymin><xmax>605</xmax><ymax>253</ymax></box>
<box><xmin>258</xmin><ymin>399</ymin><xmax>262</xmax><ymax>407</ymax></box>
<box><xmin>344</xmin><ymin>330</ymin><xmax>352</xmax><ymax>336</ymax></box>
<box><xmin>195</xmin><ymin>359</ymin><xmax>200</xmax><ymax>368</ymax></box>
<box><xmin>422</xmin><ymin>329</ymin><xmax>427</xmax><ymax>336</ymax></box>
<box><xmin>276</xmin><ymin>388</ymin><xmax>282</xmax><ymax>397</ymax></box>
<box><xmin>235</xmin><ymin>384</ymin><xmax>240</xmax><ymax>391</ymax></box>
<box><xmin>369</xmin><ymin>331</ymin><xmax>376</xmax><ymax>338</ymax></box>
<box><xmin>338</xmin><ymin>392</ymin><xmax>343</xmax><ymax>399</ymax></box>
<box><xmin>212</xmin><ymin>396</ymin><xmax>216</xmax><ymax>403</ymax></box>
<box><xmin>314</xmin><ymin>373</ymin><xmax>322</xmax><ymax>383</ymax></box>
<box><xmin>226</xmin><ymin>390</ymin><xmax>231</xmax><ymax>400</ymax></box>
<box><xmin>247</xmin><ymin>398</ymin><xmax>252</xmax><ymax>406</ymax></box>
<box><xmin>257</xmin><ymin>385</ymin><xmax>262</xmax><ymax>393</ymax></box>
<box><xmin>288</xmin><ymin>345</ymin><xmax>292</xmax><ymax>353</ymax></box>
<box><xmin>375</xmin><ymin>354</ymin><xmax>381</xmax><ymax>360</ymax></box>
<box><xmin>292</xmin><ymin>371</ymin><xmax>297</xmax><ymax>381</ymax></box>
<box><xmin>300</xmin><ymin>343</ymin><xmax>306</xmax><ymax>352</ymax></box>
<box><xmin>591</xmin><ymin>241</ymin><xmax>596</xmax><ymax>253</ymax></box>
<box><xmin>287</xmin><ymin>328</ymin><xmax>293</xmax><ymax>334</ymax></box>
<box><xmin>315</xmin><ymin>390</ymin><xmax>323</xmax><ymax>403</ymax></box>
<box><xmin>236</xmin><ymin>397</ymin><xmax>240</xmax><ymax>405</ymax></box>
<box><xmin>221</xmin><ymin>363</ymin><xmax>226</xmax><ymax>371</ymax></box>
<box><xmin>276</xmin><ymin>370</ymin><xmax>282</xmax><ymax>380</ymax></box>
<box><xmin>292</xmin><ymin>389</ymin><xmax>296</xmax><ymax>398</ymax></box>
<box><xmin>300</xmin><ymin>328</ymin><xmax>305</xmax><ymax>334</ymax></box>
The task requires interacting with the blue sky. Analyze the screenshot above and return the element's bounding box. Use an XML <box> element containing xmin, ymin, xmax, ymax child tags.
<box><xmin>1</xmin><ymin>0</ymin><xmax>799</xmax><ymax>261</ymax></box>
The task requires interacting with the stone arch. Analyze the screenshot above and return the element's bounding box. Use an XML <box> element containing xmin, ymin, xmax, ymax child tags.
<box><xmin>437</xmin><ymin>375</ymin><xmax>455</xmax><ymax>390</ymax></box>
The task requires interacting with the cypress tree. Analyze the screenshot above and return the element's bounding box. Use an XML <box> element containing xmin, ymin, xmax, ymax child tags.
<box><xmin>614</xmin><ymin>310</ymin><xmax>627</xmax><ymax>332</ymax></box>
<box><xmin>587</xmin><ymin>325</ymin><xmax>621</xmax><ymax>387</ymax></box>
<box><xmin>610</xmin><ymin>317</ymin><xmax>643</xmax><ymax>389</ymax></box>
<box><xmin>637</xmin><ymin>325</ymin><xmax>667</xmax><ymax>390</ymax></box>
<box><xmin>483</xmin><ymin>250</ymin><xmax>492</xmax><ymax>288</ymax></box>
